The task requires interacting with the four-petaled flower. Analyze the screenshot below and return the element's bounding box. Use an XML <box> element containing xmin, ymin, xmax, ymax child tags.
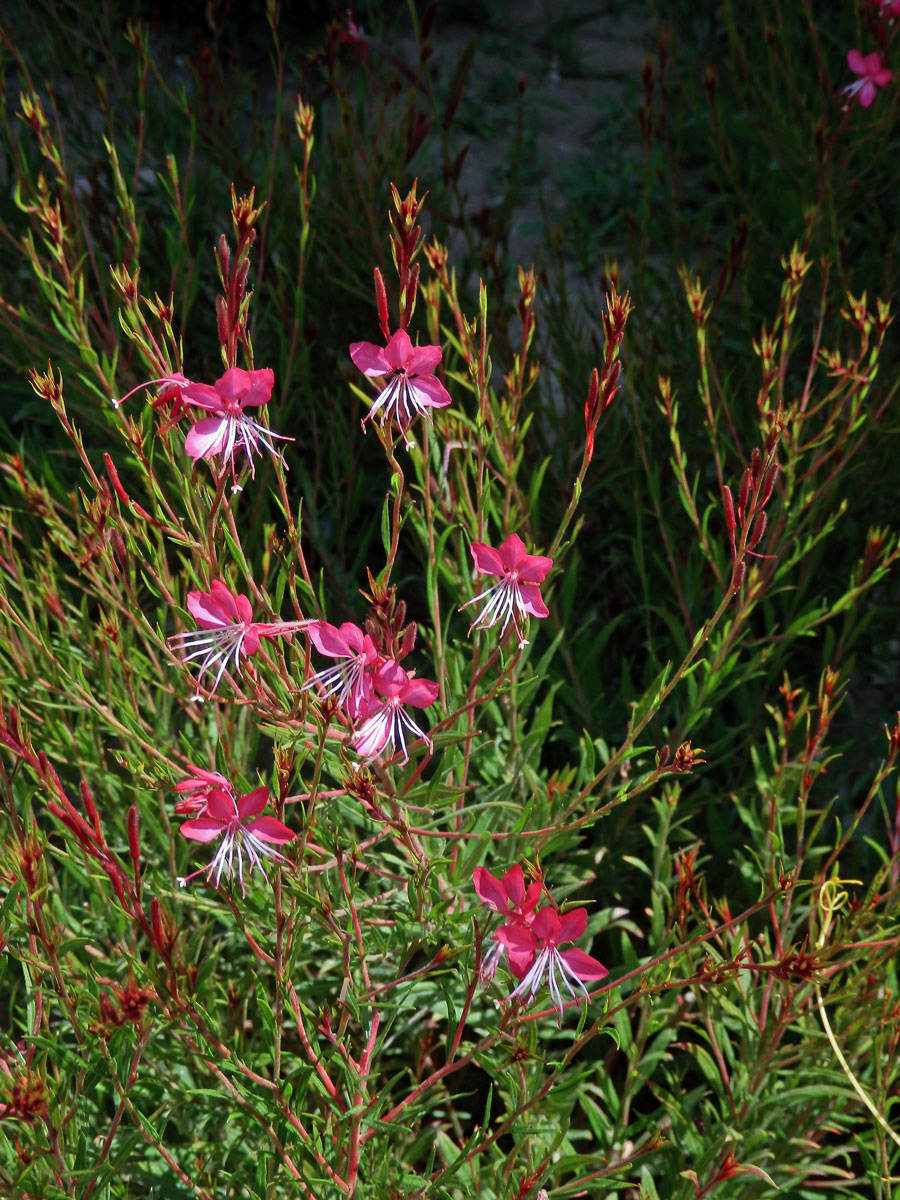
<box><xmin>180</xmin><ymin>367</ymin><xmax>291</xmax><ymax>480</ymax></box>
<box><xmin>302</xmin><ymin>620</ymin><xmax>380</xmax><ymax>720</ymax></box>
<box><xmin>352</xmin><ymin>660</ymin><xmax>439</xmax><ymax>762</ymax></box>
<box><xmin>498</xmin><ymin>905</ymin><xmax>608</xmax><ymax>1020</ymax></box>
<box><xmin>460</xmin><ymin>534</ymin><xmax>553</xmax><ymax>647</ymax></box>
<box><xmin>167</xmin><ymin>580</ymin><xmax>308</xmax><ymax>700</ymax></box>
<box><xmin>473</xmin><ymin>863</ymin><xmax>543</xmax><ymax>980</ymax></box>
<box><xmin>349</xmin><ymin>329</ymin><xmax>452</xmax><ymax>433</ymax></box>
<box><xmin>840</xmin><ymin>49</ymin><xmax>892</xmax><ymax>108</ymax></box>
<box><xmin>178</xmin><ymin>786</ymin><xmax>294</xmax><ymax>896</ymax></box>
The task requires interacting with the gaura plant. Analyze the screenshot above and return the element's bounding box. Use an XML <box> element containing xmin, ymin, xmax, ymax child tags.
<box><xmin>1</xmin><ymin>29</ymin><xmax>899</xmax><ymax>1199</ymax></box>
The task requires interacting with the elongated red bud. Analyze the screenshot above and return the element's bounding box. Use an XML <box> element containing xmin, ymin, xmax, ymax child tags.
<box><xmin>738</xmin><ymin>469</ymin><xmax>751</xmax><ymax>521</ymax></box>
<box><xmin>722</xmin><ymin>485</ymin><xmax>735</xmax><ymax>534</ymax></box>
<box><xmin>750</xmin><ymin>446</ymin><xmax>761</xmax><ymax>481</ymax></box>
<box><xmin>81</xmin><ymin>780</ymin><xmax>102</xmax><ymax>843</ymax></box>
<box><xmin>374</xmin><ymin>267</ymin><xmax>390</xmax><ymax>338</ymax></box>
<box><xmin>761</xmin><ymin>464</ymin><xmax>779</xmax><ymax>507</ymax></box>
<box><xmin>734</xmin><ymin>562</ymin><xmax>747</xmax><ymax>591</ymax></box>
<box><xmin>127</xmin><ymin>805</ymin><xmax>140</xmax><ymax>862</ymax></box>
<box><xmin>104</xmin><ymin>454</ymin><xmax>132</xmax><ymax>507</ymax></box>
<box><xmin>749</xmin><ymin>511</ymin><xmax>768</xmax><ymax>549</ymax></box>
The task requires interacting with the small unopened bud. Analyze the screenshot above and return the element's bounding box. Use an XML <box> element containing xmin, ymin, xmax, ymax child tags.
<box><xmin>722</xmin><ymin>485</ymin><xmax>735</xmax><ymax>534</ymax></box>
<box><xmin>733</xmin><ymin>562</ymin><xmax>747</xmax><ymax>591</ymax></box>
<box><xmin>738</xmin><ymin>469</ymin><xmax>751</xmax><ymax>521</ymax></box>
<box><xmin>760</xmin><ymin>464</ymin><xmax>779</xmax><ymax>507</ymax></box>
<box><xmin>127</xmin><ymin>805</ymin><xmax>140</xmax><ymax>862</ymax></box>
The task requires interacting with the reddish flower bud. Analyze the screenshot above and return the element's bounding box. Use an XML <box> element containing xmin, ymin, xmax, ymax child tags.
<box><xmin>749</xmin><ymin>512</ymin><xmax>767</xmax><ymax>549</ymax></box>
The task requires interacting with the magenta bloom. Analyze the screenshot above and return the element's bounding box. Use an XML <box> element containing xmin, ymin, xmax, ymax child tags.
<box><xmin>302</xmin><ymin>620</ymin><xmax>380</xmax><ymax>720</ymax></box>
<box><xmin>871</xmin><ymin>0</ymin><xmax>900</xmax><ymax>20</ymax></box>
<box><xmin>460</xmin><ymin>533</ymin><xmax>553</xmax><ymax>647</ymax></box>
<box><xmin>497</xmin><ymin>905</ymin><xmax>608</xmax><ymax>1019</ymax></box>
<box><xmin>473</xmin><ymin>864</ymin><xmax>544</xmax><ymax>980</ymax></box>
<box><xmin>181</xmin><ymin>367</ymin><xmax>290</xmax><ymax>479</ymax></box>
<box><xmin>349</xmin><ymin>329</ymin><xmax>452</xmax><ymax>432</ymax></box>
<box><xmin>167</xmin><ymin>580</ymin><xmax>308</xmax><ymax>700</ymax></box>
<box><xmin>178</xmin><ymin>786</ymin><xmax>294</xmax><ymax>896</ymax></box>
<box><xmin>173</xmin><ymin>763</ymin><xmax>234</xmax><ymax>816</ymax></box>
<box><xmin>352</xmin><ymin>660</ymin><xmax>439</xmax><ymax>762</ymax></box>
<box><xmin>841</xmin><ymin>50</ymin><xmax>892</xmax><ymax>108</ymax></box>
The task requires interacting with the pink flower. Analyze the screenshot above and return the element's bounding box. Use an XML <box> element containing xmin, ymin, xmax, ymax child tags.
<box><xmin>301</xmin><ymin>620</ymin><xmax>380</xmax><ymax>720</ymax></box>
<box><xmin>178</xmin><ymin>785</ymin><xmax>294</xmax><ymax>896</ymax></box>
<box><xmin>840</xmin><ymin>50</ymin><xmax>892</xmax><ymax>108</ymax></box>
<box><xmin>173</xmin><ymin>763</ymin><xmax>234</xmax><ymax>815</ymax></box>
<box><xmin>352</xmin><ymin>660</ymin><xmax>439</xmax><ymax>762</ymax></box>
<box><xmin>497</xmin><ymin>905</ymin><xmax>608</xmax><ymax>1019</ymax></box>
<box><xmin>473</xmin><ymin>863</ymin><xmax>544</xmax><ymax>980</ymax></box>
<box><xmin>349</xmin><ymin>329</ymin><xmax>452</xmax><ymax>433</ymax></box>
<box><xmin>167</xmin><ymin>580</ymin><xmax>309</xmax><ymax>700</ymax></box>
<box><xmin>460</xmin><ymin>533</ymin><xmax>553</xmax><ymax>647</ymax></box>
<box><xmin>181</xmin><ymin>367</ymin><xmax>291</xmax><ymax>480</ymax></box>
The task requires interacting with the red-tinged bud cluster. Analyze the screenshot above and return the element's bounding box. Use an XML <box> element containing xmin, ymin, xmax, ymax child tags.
<box><xmin>672</xmin><ymin>740</ymin><xmax>705</xmax><ymax>772</ymax></box>
<box><xmin>110</xmin><ymin>263</ymin><xmax>140</xmax><ymax>305</ymax></box>
<box><xmin>885</xmin><ymin>713</ymin><xmax>900</xmax><ymax>758</ymax></box>
<box><xmin>389</xmin><ymin>180</ymin><xmax>427</xmax><ymax>330</ymax></box>
<box><xmin>97</xmin><ymin>976</ymin><xmax>155</xmax><ymax>1031</ymax></box>
<box><xmin>0</xmin><ymin>1071</ymin><xmax>48</xmax><ymax>1124</ymax></box>
<box><xmin>584</xmin><ymin>285</ymin><xmax>632</xmax><ymax>465</ymax></box>
<box><xmin>722</xmin><ymin>442</ymin><xmax>780</xmax><ymax>582</ymax></box>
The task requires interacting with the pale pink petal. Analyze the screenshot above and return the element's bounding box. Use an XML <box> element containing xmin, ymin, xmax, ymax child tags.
<box><xmin>559</xmin><ymin>947</ymin><xmax>608</xmax><ymax>981</ymax></box>
<box><xmin>185</xmin><ymin>416</ymin><xmax>230</xmax><ymax>461</ymax></box>
<box><xmin>382</xmin><ymin>328</ymin><xmax>414</xmax><ymax>369</ymax></box>
<box><xmin>237</xmin><ymin>786</ymin><xmax>269</xmax><ymax>819</ymax></box>
<box><xmin>473</xmin><ymin>866</ymin><xmax>509</xmax><ymax>912</ymax></box>
<box><xmin>179</xmin><ymin>816</ymin><xmax>227</xmax><ymax>842</ymax></box>
<box><xmin>409</xmin><ymin>375</ymin><xmax>452</xmax><ymax>410</ymax></box>
<box><xmin>352</xmin><ymin>704</ymin><xmax>391</xmax><ymax>757</ymax></box>
<box><xmin>470</xmin><ymin>542</ymin><xmax>505</xmax><ymax>577</ymax></box>
<box><xmin>406</xmin><ymin>344</ymin><xmax>442</xmax><ymax>374</ymax></box>
<box><xmin>349</xmin><ymin>341</ymin><xmax>389</xmax><ymax>376</ymax></box>
<box><xmin>518</xmin><ymin>582</ymin><xmax>549</xmax><ymax>619</ymax></box>
<box><xmin>246</xmin><ymin>815</ymin><xmax>295</xmax><ymax>843</ymax></box>
<box><xmin>558</xmin><ymin>907</ymin><xmax>588</xmax><ymax>943</ymax></box>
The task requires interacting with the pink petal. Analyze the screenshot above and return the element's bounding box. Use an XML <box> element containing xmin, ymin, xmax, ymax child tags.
<box><xmin>206</xmin><ymin>788</ymin><xmax>236</xmax><ymax>821</ymax></box>
<box><xmin>409</xmin><ymin>375</ymin><xmax>452</xmax><ymax>410</ymax></box>
<box><xmin>531</xmin><ymin>906</ymin><xmax>561</xmax><ymax>943</ymax></box>
<box><xmin>185</xmin><ymin>416</ymin><xmax>230</xmax><ymax>461</ymax></box>
<box><xmin>874</xmin><ymin>66</ymin><xmax>893</xmax><ymax>85</ymax></box>
<box><xmin>496</xmin><ymin>923</ymin><xmax>538</xmax><ymax>978</ymax></box>
<box><xmin>470</xmin><ymin>542</ymin><xmax>505</xmax><ymax>577</ymax></box>
<box><xmin>175</xmin><ymin>765</ymin><xmax>231</xmax><ymax>793</ymax></box>
<box><xmin>406</xmin><ymin>344</ymin><xmax>442</xmax><ymax>375</ymax></box>
<box><xmin>501</xmin><ymin>864</ymin><xmax>525</xmax><ymax>907</ymax></box>
<box><xmin>557</xmin><ymin>907</ymin><xmax>588</xmax><ymax>943</ymax></box>
<box><xmin>352</xmin><ymin>705</ymin><xmax>391</xmax><ymax>757</ymax></box>
<box><xmin>862</xmin><ymin>52</ymin><xmax>884</xmax><ymax>75</ymax></box>
<box><xmin>180</xmin><ymin>380</ymin><xmax>225</xmax><ymax>412</ymax></box>
<box><xmin>349</xmin><ymin>341</ymin><xmax>389</xmax><ymax>376</ymax></box>
<box><xmin>516</xmin><ymin>553</ymin><xmax>553</xmax><ymax>585</ymax></box>
<box><xmin>401</xmin><ymin>677</ymin><xmax>439</xmax><ymax>708</ymax></box>
<box><xmin>246</xmin><ymin>815</ymin><xmax>295</xmax><ymax>843</ymax></box>
<box><xmin>859</xmin><ymin>80</ymin><xmax>876</xmax><ymax>106</ymax></box>
<box><xmin>179</xmin><ymin>816</ymin><xmax>226</xmax><ymax>842</ymax></box>
<box><xmin>497</xmin><ymin>534</ymin><xmax>528</xmax><ymax>572</ymax></box>
<box><xmin>237</xmin><ymin>368</ymin><xmax>275</xmax><ymax>408</ymax></box>
<box><xmin>237</xmin><ymin>786</ymin><xmax>270</xmax><ymax>818</ymax></box>
<box><xmin>213</xmin><ymin>368</ymin><xmax>252</xmax><ymax>403</ymax></box>
<box><xmin>560</xmin><ymin>947</ymin><xmax>608</xmax><ymax>982</ymax></box>
<box><xmin>518</xmin><ymin>582</ymin><xmax>549</xmax><ymax>620</ymax></box>
<box><xmin>473</xmin><ymin>866</ymin><xmax>509</xmax><ymax>912</ymax></box>
<box><xmin>338</xmin><ymin>622</ymin><xmax>368</xmax><ymax>654</ymax></box>
<box><xmin>308</xmin><ymin>621</ymin><xmax>350</xmax><ymax>658</ymax></box>
<box><xmin>187</xmin><ymin>586</ymin><xmax>232</xmax><ymax>628</ymax></box>
<box><xmin>243</xmin><ymin>626</ymin><xmax>262</xmax><ymax>656</ymax></box>
<box><xmin>382</xmin><ymin>328</ymin><xmax>414</xmax><ymax>369</ymax></box>
<box><xmin>847</xmin><ymin>48</ymin><xmax>866</xmax><ymax>75</ymax></box>
<box><xmin>374</xmin><ymin>659</ymin><xmax>409</xmax><ymax>699</ymax></box>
